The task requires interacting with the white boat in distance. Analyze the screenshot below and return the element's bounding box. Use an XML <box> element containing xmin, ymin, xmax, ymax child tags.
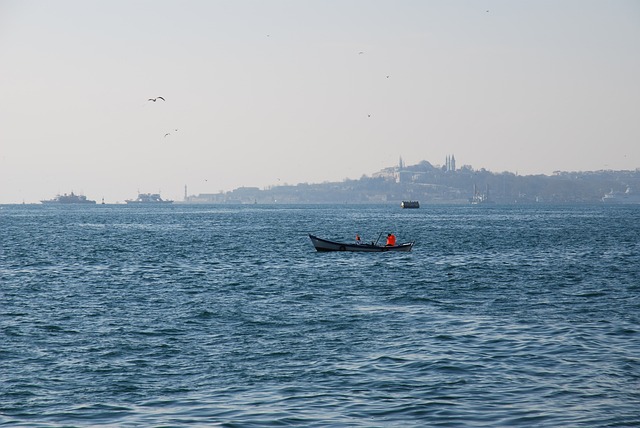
<box><xmin>602</xmin><ymin>187</ymin><xmax>640</xmax><ymax>204</ymax></box>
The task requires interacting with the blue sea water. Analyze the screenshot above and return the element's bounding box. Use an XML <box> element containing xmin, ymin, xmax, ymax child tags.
<box><xmin>1</xmin><ymin>203</ymin><xmax>639</xmax><ymax>427</ymax></box>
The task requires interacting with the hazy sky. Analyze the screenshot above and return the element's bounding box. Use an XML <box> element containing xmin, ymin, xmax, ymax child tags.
<box><xmin>1</xmin><ymin>0</ymin><xmax>639</xmax><ymax>203</ymax></box>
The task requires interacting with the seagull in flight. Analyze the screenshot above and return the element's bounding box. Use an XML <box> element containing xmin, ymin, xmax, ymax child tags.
<box><xmin>163</xmin><ymin>129</ymin><xmax>178</xmax><ymax>138</ymax></box>
<box><xmin>148</xmin><ymin>96</ymin><xmax>165</xmax><ymax>102</ymax></box>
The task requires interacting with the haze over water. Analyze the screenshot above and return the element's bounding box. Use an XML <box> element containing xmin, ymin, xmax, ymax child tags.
<box><xmin>1</xmin><ymin>1</ymin><xmax>639</xmax><ymax>204</ymax></box>
<box><xmin>1</xmin><ymin>204</ymin><xmax>639</xmax><ymax>426</ymax></box>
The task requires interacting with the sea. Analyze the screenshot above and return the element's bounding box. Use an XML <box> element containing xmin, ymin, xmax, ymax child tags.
<box><xmin>1</xmin><ymin>203</ymin><xmax>639</xmax><ymax>427</ymax></box>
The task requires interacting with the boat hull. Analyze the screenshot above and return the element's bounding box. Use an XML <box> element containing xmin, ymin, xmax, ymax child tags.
<box><xmin>401</xmin><ymin>201</ymin><xmax>420</xmax><ymax>208</ymax></box>
<box><xmin>309</xmin><ymin>234</ymin><xmax>413</xmax><ymax>252</ymax></box>
<box><xmin>41</xmin><ymin>200</ymin><xmax>96</xmax><ymax>204</ymax></box>
<box><xmin>125</xmin><ymin>201</ymin><xmax>173</xmax><ymax>204</ymax></box>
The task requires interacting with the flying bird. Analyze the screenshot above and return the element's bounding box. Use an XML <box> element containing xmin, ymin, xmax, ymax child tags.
<box><xmin>164</xmin><ymin>133</ymin><xmax>171</xmax><ymax>138</ymax></box>
<box><xmin>148</xmin><ymin>97</ymin><xmax>165</xmax><ymax>102</ymax></box>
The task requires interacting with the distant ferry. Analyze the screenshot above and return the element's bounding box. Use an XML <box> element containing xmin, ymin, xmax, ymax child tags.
<box><xmin>41</xmin><ymin>192</ymin><xmax>96</xmax><ymax>204</ymax></box>
<box><xmin>401</xmin><ymin>201</ymin><xmax>420</xmax><ymax>208</ymax></box>
<box><xmin>125</xmin><ymin>193</ymin><xmax>173</xmax><ymax>204</ymax></box>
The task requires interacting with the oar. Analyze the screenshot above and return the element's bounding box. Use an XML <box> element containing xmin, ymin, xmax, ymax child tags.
<box><xmin>374</xmin><ymin>232</ymin><xmax>383</xmax><ymax>246</ymax></box>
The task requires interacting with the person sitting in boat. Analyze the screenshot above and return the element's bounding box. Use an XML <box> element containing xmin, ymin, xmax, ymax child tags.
<box><xmin>386</xmin><ymin>233</ymin><xmax>396</xmax><ymax>246</ymax></box>
<box><xmin>355</xmin><ymin>234</ymin><xmax>362</xmax><ymax>244</ymax></box>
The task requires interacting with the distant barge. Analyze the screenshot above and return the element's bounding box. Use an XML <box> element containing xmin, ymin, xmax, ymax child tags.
<box><xmin>401</xmin><ymin>201</ymin><xmax>420</xmax><ymax>209</ymax></box>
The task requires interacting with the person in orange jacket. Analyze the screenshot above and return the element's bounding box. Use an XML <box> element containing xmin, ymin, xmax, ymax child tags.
<box><xmin>385</xmin><ymin>233</ymin><xmax>396</xmax><ymax>246</ymax></box>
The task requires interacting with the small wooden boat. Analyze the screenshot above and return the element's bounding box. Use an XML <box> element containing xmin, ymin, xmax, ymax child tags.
<box><xmin>309</xmin><ymin>234</ymin><xmax>414</xmax><ymax>252</ymax></box>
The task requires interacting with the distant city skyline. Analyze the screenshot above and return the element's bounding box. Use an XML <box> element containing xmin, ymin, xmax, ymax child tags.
<box><xmin>5</xmin><ymin>154</ymin><xmax>640</xmax><ymax>205</ymax></box>
<box><xmin>1</xmin><ymin>1</ymin><xmax>639</xmax><ymax>204</ymax></box>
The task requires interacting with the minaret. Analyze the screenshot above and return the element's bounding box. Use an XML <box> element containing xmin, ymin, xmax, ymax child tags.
<box><xmin>451</xmin><ymin>154</ymin><xmax>456</xmax><ymax>172</ymax></box>
<box><xmin>184</xmin><ymin>185</ymin><xmax>188</xmax><ymax>202</ymax></box>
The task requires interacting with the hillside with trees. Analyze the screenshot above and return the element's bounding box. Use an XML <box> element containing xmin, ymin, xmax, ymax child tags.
<box><xmin>186</xmin><ymin>160</ymin><xmax>640</xmax><ymax>204</ymax></box>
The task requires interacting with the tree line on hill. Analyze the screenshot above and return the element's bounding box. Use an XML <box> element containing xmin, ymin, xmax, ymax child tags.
<box><xmin>188</xmin><ymin>160</ymin><xmax>640</xmax><ymax>204</ymax></box>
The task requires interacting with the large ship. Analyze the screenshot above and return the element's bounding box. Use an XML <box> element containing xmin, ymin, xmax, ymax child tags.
<box><xmin>125</xmin><ymin>193</ymin><xmax>173</xmax><ymax>204</ymax></box>
<box><xmin>41</xmin><ymin>192</ymin><xmax>96</xmax><ymax>204</ymax></box>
